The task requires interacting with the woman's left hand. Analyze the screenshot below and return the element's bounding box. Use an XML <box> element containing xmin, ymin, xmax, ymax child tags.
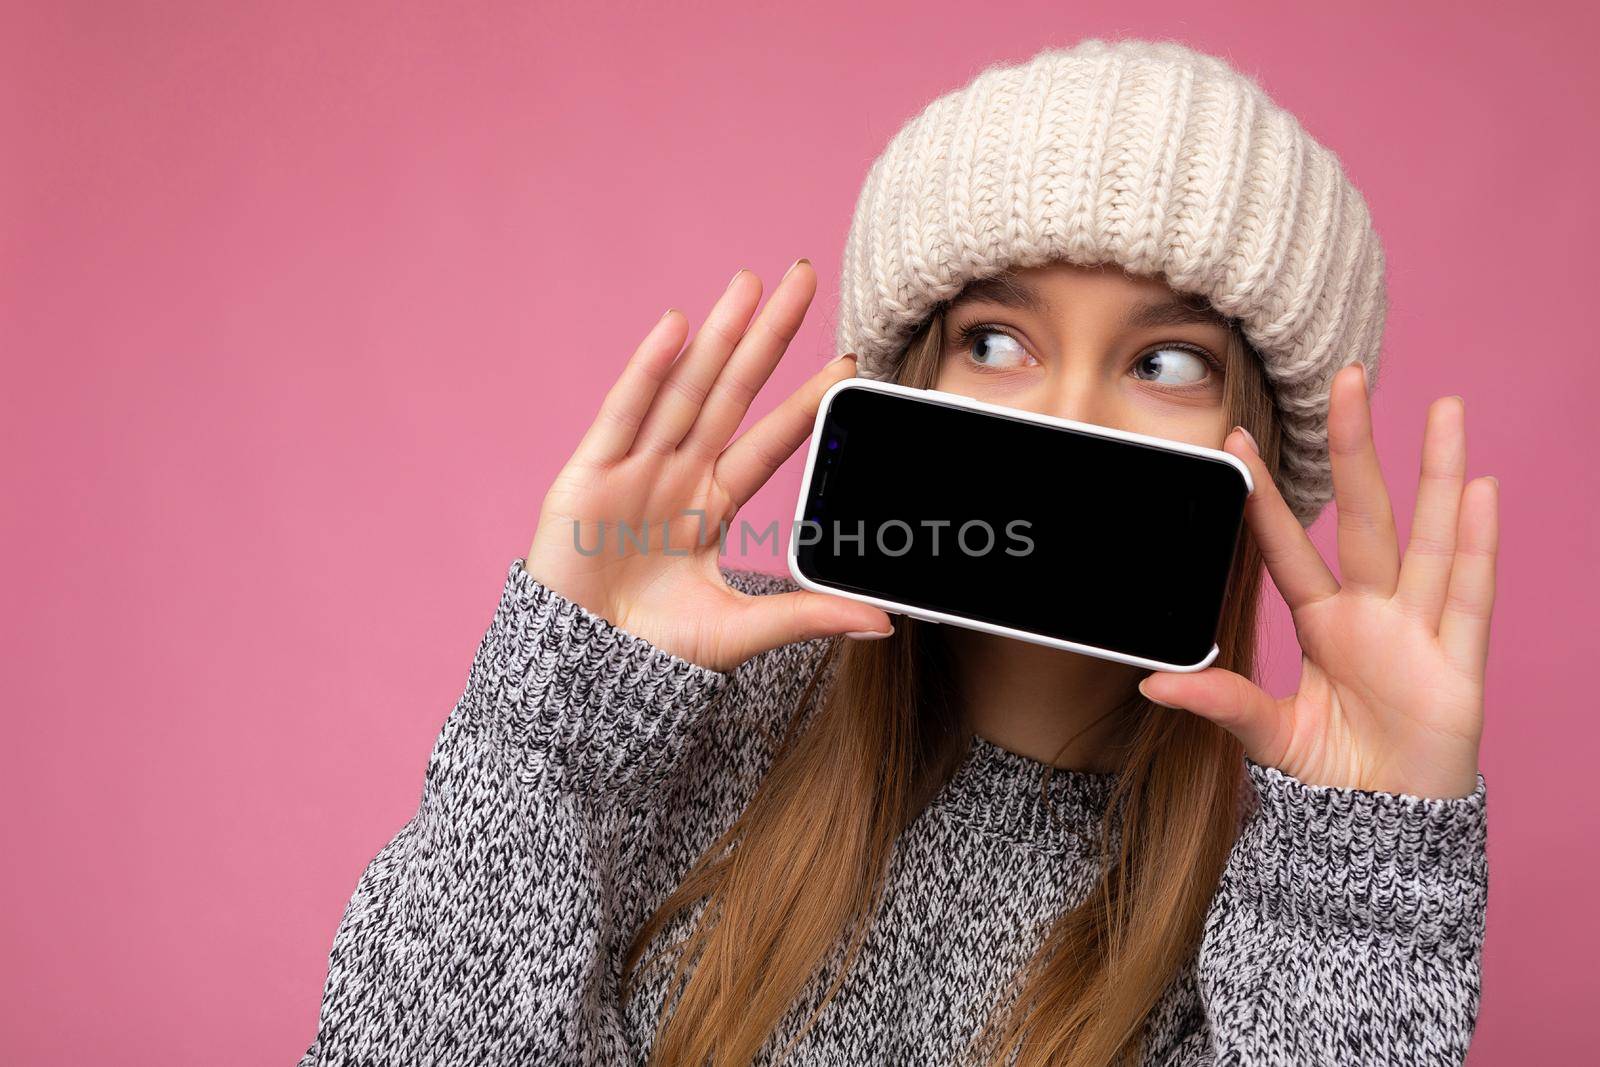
<box><xmin>1137</xmin><ymin>362</ymin><xmax>1499</xmax><ymax>799</ymax></box>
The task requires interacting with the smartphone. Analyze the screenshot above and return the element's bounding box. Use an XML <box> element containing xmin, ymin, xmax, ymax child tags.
<box><xmin>787</xmin><ymin>378</ymin><xmax>1253</xmax><ymax>673</ymax></box>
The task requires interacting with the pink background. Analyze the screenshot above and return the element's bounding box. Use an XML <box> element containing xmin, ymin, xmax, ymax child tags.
<box><xmin>3</xmin><ymin>1</ymin><xmax>1594</xmax><ymax>1062</ymax></box>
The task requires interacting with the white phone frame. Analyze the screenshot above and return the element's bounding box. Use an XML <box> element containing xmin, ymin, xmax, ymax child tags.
<box><xmin>786</xmin><ymin>377</ymin><xmax>1254</xmax><ymax>674</ymax></box>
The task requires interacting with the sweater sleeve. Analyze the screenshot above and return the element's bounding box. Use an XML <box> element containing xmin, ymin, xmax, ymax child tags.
<box><xmin>460</xmin><ymin>556</ymin><xmax>737</xmax><ymax>799</ymax></box>
<box><xmin>297</xmin><ymin>557</ymin><xmax>794</xmax><ymax>1066</ymax></box>
<box><xmin>1157</xmin><ymin>760</ymin><xmax>1489</xmax><ymax>1067</ymax></box>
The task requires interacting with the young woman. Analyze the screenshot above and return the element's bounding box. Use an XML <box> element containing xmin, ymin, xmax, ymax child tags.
<box><xmin>300</xmin><ymin>40</ymin><xmax>1494</xmax><ymax>1066</ymax></box>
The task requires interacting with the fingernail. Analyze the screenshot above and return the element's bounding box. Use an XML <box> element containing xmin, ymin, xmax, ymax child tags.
<box><xmin>661</xmin><ymin>307</ymin><xmax>677</xmax><ymax>321</ymax></box>
<box><xmin>1138</xmin><ymin>679</ymin><xmax>1181</xmax><ymax>709</ymax></box>
<box><xmin>727</xmin><ymin>267</ymin><xmax>747</xmax><ymax>289</ymax></box>
<box><xmin>831</xmin><ymin>352</ymin><xmax>858</xmax><ymax>366</ymax></box>
<box><xmin>783</xmin><ymin>257</ymin><xmax>811</xmax><ymax>281</ymax></box>
<box><xmin>1486</xmin><ymin>475</ymin><xmax>1499</xmax><ymax>489</ymax></box>
<box><xmin>845</xmin><ymin>625</ymin><xmax>894</xmax><ymax>640</ymax></box>
<box><xmin>1233</xmin><ymin>425</ymin><xmax>1259</xmax><ymax>455</ymax></box>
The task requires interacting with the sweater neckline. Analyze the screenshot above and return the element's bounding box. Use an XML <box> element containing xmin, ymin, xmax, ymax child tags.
<box><xmin>929</xmin><ymin>734</ymin><xmax>1120</xmax><ymax>855</ymax></box>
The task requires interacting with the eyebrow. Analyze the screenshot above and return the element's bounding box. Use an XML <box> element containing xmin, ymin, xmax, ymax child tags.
<box><xmin>944</xmin><ymin>274</ymin><xmax>1231</xmax><ymax>331</ymax></box>
<box><xmin>945</xmin><ymin>274</ymin><xmax>1048</xmax><ymax>315</ymax></box>
<box><xmin>1123</xmin><ymin>293</ymin><xmax>1232</xmax><ymax>331</ymax></box>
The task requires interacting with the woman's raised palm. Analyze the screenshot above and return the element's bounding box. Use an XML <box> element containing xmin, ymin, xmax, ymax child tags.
<box><xmin>1141</xmin><ymin>365</ymin><xmax>1499</xmax><ymax>799</ymax></box>
<box><xmin>525</xmin><ymin>262</ymin><xmax>891</xmax><ymax>673</ymax></box>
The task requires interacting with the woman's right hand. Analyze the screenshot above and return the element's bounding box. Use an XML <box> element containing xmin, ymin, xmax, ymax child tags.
<box><xmin>523</xmin><ymin>260</ymin><xmax>894</xmax><ymax>673</ymax></box>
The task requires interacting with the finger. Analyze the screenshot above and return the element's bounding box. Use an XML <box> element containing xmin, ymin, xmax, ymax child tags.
<box><xmin>632</xmin><ymin>268</ymin><xmax>762</xmax><ymax>456</ymax></box>
<box><xmin>1439</xmin><ymin>475</ymin><xmax>1499</xmax><ymax>677</ymax></box>
<box><xmin>570</xmin><ymin>309</ymin><xmax>690</xmax><ymax>466</ymax></box>
<box><xmin>1328</xmin><ymin>362</ymin><xmax>1400</xmax><ymax>596</ymax></box>
<box><xmin>679</xmin><ymin>259</ymin><xmax>817</xmax><ymax>459</ymax></box>
<box><xmin>1138</xmin><ymin>668</ymin><xmax>1287</xmax><ymax>767</ymax></box>
<box><xmin>1395</xmin><ymin>395</ymin><xmax>1467</xmax><ymax>629</ymax></box>
<box><xmin>727</xmin><ymin>588</ymin><xmax>893</xmax><ymax>661</ymax></box>
<box><xmin>1224</xmin><ymin>427</ymin><xmax>1340</xmax><ymax>609</ymax></box>
<box><xmin>715</xmin><ymin>353</ymin><xmax>859</xmax><ymax>508</ymax></box>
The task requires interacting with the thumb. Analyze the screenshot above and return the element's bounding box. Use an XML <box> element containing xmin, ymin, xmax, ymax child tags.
<box><xmin>1138</xmin><ymin>667</ymin><xmax>1284</xmax><ymax>764</ymax></box>
<box><xmin>730</xmin><ymin>589</ymin><xmax>894</xmax><ymax>659</ymax></box>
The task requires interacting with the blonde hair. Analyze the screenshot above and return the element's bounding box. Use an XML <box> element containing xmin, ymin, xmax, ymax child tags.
<box><xmin>623</xmin><ymin>280</ymin><xmax>1283</xmax><ymax>1066</ymax></box>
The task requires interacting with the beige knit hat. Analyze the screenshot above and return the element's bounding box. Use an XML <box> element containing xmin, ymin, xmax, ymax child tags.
<box><xmin>835</xmin><ymin>39</ymin><xmax>1387</xmax><ymax>527</ymax></box>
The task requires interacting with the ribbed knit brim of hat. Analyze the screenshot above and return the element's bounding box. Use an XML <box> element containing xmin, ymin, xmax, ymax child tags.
<box><xmin>834</xmin><ymin>39</ymin><xmax>1387</xmax><ymax>527</ymax></box>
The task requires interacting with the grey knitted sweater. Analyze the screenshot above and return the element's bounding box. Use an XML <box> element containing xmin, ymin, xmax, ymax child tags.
<box><xmin>299</xmin><ymin>558</ymin><xmax>1488</xmax><ymax>1066</ymax></box>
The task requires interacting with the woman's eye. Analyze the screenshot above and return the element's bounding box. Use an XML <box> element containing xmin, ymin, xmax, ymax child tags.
<box><xmin>1132</xmin><ymin>347</ymin><xmax>1212</xmax><ymax>385</ymax></box>
<box><xmin>963</xmin><ymin>328</ymin><xmax>1034</xmax><ymax>369</ymax></box>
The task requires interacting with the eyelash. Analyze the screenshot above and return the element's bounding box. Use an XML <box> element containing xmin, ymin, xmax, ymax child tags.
<box><xmin>950</xmin><ymin>322</ymin><xmax>1226</xmax><ymax>379</ymax></box>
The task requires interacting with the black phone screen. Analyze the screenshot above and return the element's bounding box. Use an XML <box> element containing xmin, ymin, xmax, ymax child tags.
<box><xmin>793</xmin><ymin>384</ymin><xmax>1250</xmax><ymax>668</ymax></box>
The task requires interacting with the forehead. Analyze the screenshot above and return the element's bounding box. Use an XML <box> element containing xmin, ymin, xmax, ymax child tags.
<box><xmin>946</xmin><ymin>263</ymin><xmax>1229</xmax><ymax>330</ymax></box>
